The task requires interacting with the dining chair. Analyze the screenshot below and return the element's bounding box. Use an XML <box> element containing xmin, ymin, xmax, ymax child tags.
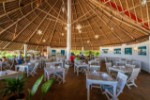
<box><xmin>105</xmin><ymin>62</ymin><xmax>112</xmax><ymax>74</ymax></box>
<box><xmin>63</xmin><ymin>60</ymin><xmax>69</xmax><ymax>74</ymax></box>
<box><xmin>0</xmin><ymin>62</ymin><xmax>3</xmax><ymax>70</ymax></box>
<box><xmin>126</xmin><ymin>68</ymin><xmax>140</xmax><ymax>89</ymax></box>
<box><xmin>89</xmin><ymin>60</ymin><xmax>100</xmax><ymax>71</ymax></box>
<box><xmin>102</xmin><ymin>72</ymin><xmax>128</xmax><ymax>100</ymax></box>
<box><xmin>126</xmin><ymin>64</ymin><xmax>136</xmax><ymax>69</ymax></box>
<box><xmin>28</xmin><ymin>62</ymin><xmax>39</xmax><ymax>77</ymax></box>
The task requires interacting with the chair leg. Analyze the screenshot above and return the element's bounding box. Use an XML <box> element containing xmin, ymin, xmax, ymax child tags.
<box><xmin>126</xmin><ymin>80</ymin><xmax>137</xmax><ymax>89</ymax></box>
<box><xmin>133</xmin><ymin>81</ymin><xmax>138</xmax><ymax>87</ymax></box>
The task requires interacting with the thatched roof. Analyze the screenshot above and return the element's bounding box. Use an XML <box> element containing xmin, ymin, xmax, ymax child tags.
<box><xmin>0</xmin><ymin>0</ymin><xmax>150</xmax><ymax>50</ymax></box>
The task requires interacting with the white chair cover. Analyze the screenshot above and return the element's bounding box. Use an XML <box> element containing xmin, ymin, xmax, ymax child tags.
<box><xmin>126</xmin><ymin>68</ymin><xmax>140</xmax><ymax>89</ymax></box>
<box><xmin>102</xmin><ymin>72</ymin><xmax>128</xmax><ymax>100</ymax></box>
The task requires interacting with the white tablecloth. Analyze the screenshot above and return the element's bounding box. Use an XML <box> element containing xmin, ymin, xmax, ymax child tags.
<box><xmin>109</xmin><ymin>66</ymin><xmax>132</xmax><ymax>73</ymax></box>
<box><xmin>86</xmin><ymin>71</ymin><xmax>117</xmax><ymax>100</ymax></box>
<box><xmin>44</xmin><ymin>66</ymin><xmax>65</xmax><ymax>84</ymax></box>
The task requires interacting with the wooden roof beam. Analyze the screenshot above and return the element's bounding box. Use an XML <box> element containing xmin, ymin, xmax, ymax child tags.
<box><xmin>89</xmin><ymin>0</ymin><xmax>150</xmax><ymax>35</ymax></box>
<box><xmin>11</xmin><ymin>14</ymin><xmax>39</xmax><ymax>41</ymax></box>
<box><xmin>48</xmin><ymin>2</ymin><xmax>63</xmax><ymax>46</ymax></box>
<box><xmin>27</xmin><ymin>0</ymin><xmax>59</xmax><ymax>42</ymax></box>
<box><xmin>78</xmin><ymin>0</ymin><xmax>93</xmax><ymax>49</ymax></box>
<box><xmin>37</xmin><ymin>8</ymin><xmax>66</xmax><ymax>24</ymax></box>
<box><xmin>0</xmin><ymin>4</ymin><xmax>38</xmax><ymax>35</ymax></box>
<box><xmin>73</xmin><ymin>0</ymin><xmax>83</xmax><ymax>48</ymax></box>
<box><xmin>0</xmin><ymin>0</ymin><xmax>35</xmax><ymax>19</ymax></box>
<box><xmin>45</xmin><ymin>0</ymin><xmax>66</xmax><ymax>21</ymax></box>
<box><xmin>87</xmin><ymin>2</ymin><xmax>123</xmax><ymax>43</ymax></box>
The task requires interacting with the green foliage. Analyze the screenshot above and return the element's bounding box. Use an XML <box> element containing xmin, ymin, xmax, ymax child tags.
<box><xmin>0</xmin><ymin>51</ymin><xmax>15</xmax><ymax>58</ymax></box>
<box><xmin>28</xmin><ymin>75</ymin><xmax>43</xmax><ymax>100</ymax></box>
<box><xmin>71</xmin><ymin>50</ymin><xmax>100</xmax><ymax>57</ymax></box>
<box><xmin>41</xmin><ymin>79</ymin><xmax>54</xmax><ymax>95</ymax></box>
<box><xmin>27</xmin><ymin>75</ymin><xmax>54</xmax><ymax>100</ymax></box>
<box><xmin>31</xmin><ymin>75</ymin><xmax>43</xmax><ymax>96</ymax></box>
<box><xmin>1</xmin><ymin>75</ymin><xmax>25</xmax><ymax>97</ymax></box>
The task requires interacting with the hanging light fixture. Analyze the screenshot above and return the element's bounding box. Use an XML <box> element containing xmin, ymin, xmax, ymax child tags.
<box><xmin>37</xmin><ymin>30</ymin><xmax>43</xmax><ymax>35</ymax></box>
<box><xmin>79</xmin><ymin>30</ymin><xmax>82</xmax><ymax>33</ymax></box>
<box><xmin>87</xmin><ymin>40</ymin><xmax>90</xmax><ymax>44</ymax></box>
<box><xmin>76</xmin><ymin>24</ymin><xmax>82</xmax><ymax>30</ymax></box>
<box><xmin>62</xmin><ymin>6</ymin><xmax>65</xmax><ymax>13</ymax></box>
<box><xmin>110</xmin><ymin>27</ymin><xmax>114</xmax><ymax>31</ymax></box>
<box><xmin>141</xmin><ymin>0</ymin><xmax>147</xmax><ymax>6</ymax></box>
<box><xmin>42</xmin><ymin>39</ymin><xmax>46</xmax><ymax>43</ymax></box>
<box><xmin>61</xmin><ymin>33</ymin><xmax>64</xmax><ymax>36</ymax></box>
<box><xmin>64</xmin><ymin>26</ymin><xmax>67</xmax><ymax>30</ymax></box>
<box><xmin>95</xmin><ymin>35</ymin><xmax>99</xmax><ymax>39</ymax></box>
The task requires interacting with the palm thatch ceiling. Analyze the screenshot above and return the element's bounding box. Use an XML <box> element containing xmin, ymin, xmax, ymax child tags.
<box><xmin>0</xmin><ymin>0</ymin><xmax>150</xmax><ymax>50</ymax></box>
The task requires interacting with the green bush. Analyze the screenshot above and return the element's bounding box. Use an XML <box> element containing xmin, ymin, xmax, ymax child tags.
<box><xmin>28</xmin><ymin>75</ymin><xmax>54</xmax><ymax>100</ymax></box>
<box><xmin>1</xmin><ymin>75</ymin><xmax>25</xmax><ymax>98</ymax></box>
<box><xmin>71</xmin><ymin>50</ymin><xmax>100</xmax><ymax>57</ymax></box>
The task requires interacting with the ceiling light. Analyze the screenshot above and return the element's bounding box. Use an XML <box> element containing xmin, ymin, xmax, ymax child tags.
<box><xmin>42</xmin><ymin>39</ymin><xmax>46</xmax><ymax>43</ymax></box>
<box><xmin>95</xmin><ymin>35</ymin><xmax>99</xmax><ymax>39</ymax></box>
<box><xmin>141</xmin><ymin>0</ymin><xmax>147</xmax><ymax>6</ymax></box>
<box><xmin>110</xmin><ymin>27</ymin><xmax>114</xmax><ymax>31</ymax></box>
<box><xmin>87</xmin><ymin>40</ymin><xmax>90</xmax><ymax>44</ymax></box>
<box><xmin>62</xmin><ymin>7</ymin><xmax>65</xmax><ymax>13</ymax></box>
<box><xmin>79</xmin><ymin>30</ymin><xmax>82</xmax><ymax>33</ymax></box>
<box><xmin>76</xmin><ymin>24</ymin><xmax>82</xmax><ymax>30</ymax></box>
<box><xmin>37</xmin><ymin>30</ymin><xmax>42</xmax><ymax>35</ymax></box>
<box><xmin>61</xmin><ymin>33</ymin><xmax>64</xmax><ymax>36</ymax></box>
<box><xmin>64</xmin><ymin>26</ymin><xmax>67</xmax><ymax>30</ymax></box>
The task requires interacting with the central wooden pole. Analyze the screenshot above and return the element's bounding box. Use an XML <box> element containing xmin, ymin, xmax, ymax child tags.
<box><xmin>66</xmin><ymin>0</ymin><xmax>72</xmax><ymax>60</ymax></box>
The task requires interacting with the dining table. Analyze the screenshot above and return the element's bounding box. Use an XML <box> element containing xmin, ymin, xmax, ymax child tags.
<box><xmin>15</xmin><ymin>63</ymin><xmax>31</xmax><ymax>76</ymax></box>
<box><xmin>44</xmin><ymin>66</ymin><xmax>66</xmax><ymax>84</ymax></box>
<box><xmin>74</xmin><ymin>62</ymin><xmax>89</xmax><ymax>76</ymax></box>
<box><xmin>109</xmin><ymin>65</ymin><xmax>133</xmax><ymax>74</ymax></box>
<box><xmin>0</xmin><ymin>70</ymin><xmax>23</xmax><ymax>80</ymax></box>
<box><xmin>86</xmin><ymin>71</ymin><xmax>117</xmax><ymax>100</ymax></box>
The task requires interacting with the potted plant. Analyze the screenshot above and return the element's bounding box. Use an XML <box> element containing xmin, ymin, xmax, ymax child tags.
<box><xmin>27</xmin><ymin>75</ymin><xmax>54</xmax><ymax>100</ymax></box>
<box><xmin>1</xmin><ymin>75</ymin><xmax>25</xmax><ymax>100</ymax></box>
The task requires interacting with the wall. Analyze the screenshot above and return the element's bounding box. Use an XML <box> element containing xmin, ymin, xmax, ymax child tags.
<box><xmin>100</xmin><ymin>41</ymin><xmax>150</xmax><ymax>73</ymax></box>
<box><xmin>47</xmin><ymin>47</ymin><xmax>66</xmax><ymax>56</ymax></box>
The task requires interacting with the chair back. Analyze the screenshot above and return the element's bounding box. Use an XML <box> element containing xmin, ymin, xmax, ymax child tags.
<box><xmin>89</xmin><ymin>60</ymin><xmax>100</xmax><ymax>65</ymax></box>
<box><xmin>126</xmin><ymin>64</ymin><xmax>135</xmax><ymax>68</ymax></box>
<box><xmin>116</xmin><ymin>72</ymin><xmax>128</xmax><ymax>96</ymax></box>
<box><xmin>105</xmin><ymin>57</ymin><xmax>108</xmax><ymax>62</ymax></box>
<box><xmin>105</xmin><ymin>62</ymin><xmax>112</xmax><ymax>68</ymax></box>
<box><xmin>0</xmin><ymin>62</ymin><xmax>3</xmax><ymax>70</ymax></box>
<box><xmin>74</xmin><ymin>60</ymin><xmax>83</xmax><ymax>64</ymax></box>
<box><xmin>32</xmin><ymin>62</ymin><xmax>39</xmax><ymax>72</ymax></box>
<box><xmin>90</xmin><ymin>65</ymin><xmax>100</xmax><ymax>71</ymax></box>
<box><xmin>128</xmin><ymin>68</ymin><xmax>140</xmax><ymax>81</ymax></box>
<box><xmin>132</xmin><ymin>61</ymin><xmax>141</xmax><ymax>68</ymax></box>
<box><xmin>46</xmin><ymin>62</ymin><xmax>54</xmax><ymax>68</ymax></box>
<box><xmin>105</xmin><ymin>62</ymin><xmax>112</xmax><ymax>73</ymax></box>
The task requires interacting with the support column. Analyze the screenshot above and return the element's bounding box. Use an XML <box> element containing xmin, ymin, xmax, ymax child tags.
<box><xmin>149</xmin><ymin>36</ymin><xmax>150</xmax><ymax>73</ymax></box>
<box><xmin>82</xmin><ymin>47</ymin><xmax>84</xmax><ymax>54</ymax></box>
<box><xmin>47</xmin><ymin>46</ymin><xmax>51</xmax><ymax>59</ymax></box>
<box><xmin>122</xmin><ymin>44</ymin><xmax>126</xmax><ymax>58</ymax></box>
<box><xmin>17</xmin><ymin>50</ymin><xmax>21</xmax><ymax>59</ymax></box>
<box><xmin>66</xmin><ymin>0</ymin><xmax>72</xmax><ymax>60</ymax></box>
<box><xmin>24</xmin><ymin>44</ymin><xmax>27</xmax><ymax>62</ymax></box>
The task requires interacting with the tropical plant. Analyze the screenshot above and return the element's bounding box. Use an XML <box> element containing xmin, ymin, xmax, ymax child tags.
<box><xmin>41</xmin><ymin>79</ymin><xmax>54</xmax><ymax>99</ymax></box>
<box><xmin>27</xmin><ymin>75</ymin><xmax>54</xmax><ymax>100</ymax></box>
<box><xmin>1</xmin><ymin>75</ymin><xmax>25</xmax><ymax>99</ymax></box>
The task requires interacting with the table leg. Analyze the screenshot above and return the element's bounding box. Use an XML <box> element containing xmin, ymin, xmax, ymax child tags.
<box><xmin>77</xmin><ymin>67</ymin><xmax>79</xmax><ymax>76</ymax></box>
<box><xmin>87</xmin><ymin>84</ymin><xmax>90</xmax><ymax>100</ymax></box>
<box><xmin>113</xmin><ymin>84</ymin><xmax>117</xmax><ymax>100</ymax></box>
<box><xmin>63</xmin><ymin>71</ymin><xmax>65</xmax><ymax>83</ymax></box>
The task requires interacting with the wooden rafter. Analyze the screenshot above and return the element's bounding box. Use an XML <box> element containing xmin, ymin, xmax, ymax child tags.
<box><xmin>89</xmin><ymin>0</ymin><xmax>150</xmax><ymax>35</ymax></box>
